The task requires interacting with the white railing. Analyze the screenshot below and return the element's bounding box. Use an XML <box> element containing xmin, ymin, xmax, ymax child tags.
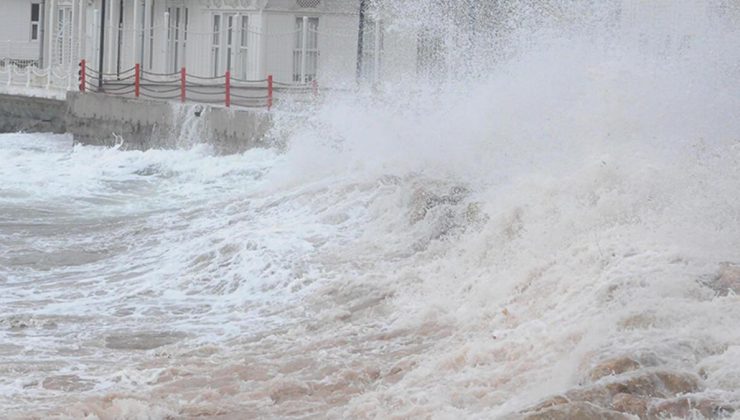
<box><xmin>0</xmin><ymin>38</ymin><xmax>76</xmax><ymax>98</ymax></box>
<box><xmin>0</xmin><ymin>58</ymin><xmax>40</xmax><ymax>68</ymax></box>
<box><xmin>0</xmin><ymin>63</ymin><xmax>77</xmax><ymax>98</ymax></box>
<box><xmin>0</xmin><ymin>40</ymin><xmax>41</xmax><ymax>68</ymax></box>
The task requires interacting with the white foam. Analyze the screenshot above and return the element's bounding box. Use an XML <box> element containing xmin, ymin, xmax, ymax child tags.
<box><xmin>1</xmin><ymin>1</ymin><xmax>739</xmax><ymax>417</ymax></box>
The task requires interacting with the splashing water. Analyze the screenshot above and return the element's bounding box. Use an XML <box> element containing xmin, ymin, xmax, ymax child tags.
<box><xmin>1</xmin><ymin>1</ymin><xmax>740</xmax><ymax>419</ymax></box>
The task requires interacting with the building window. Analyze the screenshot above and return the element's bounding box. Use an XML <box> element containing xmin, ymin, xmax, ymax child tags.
<box><xmin>237</xmin><ymin>15</ymin><xmax>248</xmax><ymax>79</ymax></box>
<box><xmin>225</xmin><ymin>14</ymin><xmax>234</xmax><ymax>73</ymax></box>
<box><xmin>167</xmin><ymin>6</ymin><xmax>188</xmax><ymax>73</ymax></box>
<box><xmin>293</xmin><ymin>17</ymin><xmax>318</xmax><ymax>83</ymax></box>
<box><xmin>211</xmin><ymin>14</ymin><xmax>221</xmax><ymax>76</ymax></box>
<box><xmin>30</xmin><ymin>3</ymin><xmax>40</xmax><ymax>41</ymax></box>
<box><xmin>211</xmin><ymin>13</ymin><xmax>246</xmax><ymax>78</ymax></box>
<box><xmin>361</xmin><ymin>18</ymin><xmax>383</xmax><ymax>82</ymax></box>
<box><xmin>55</xmin><ymin>7</ymin><xmax>72</xmax><ymax>65</ymax></box>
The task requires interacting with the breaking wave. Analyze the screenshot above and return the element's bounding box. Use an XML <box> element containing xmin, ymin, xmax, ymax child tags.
<box><xmin>1</xmin><ymin>1</ymin><xmax>739</xmax><ymax>418</ymax></box>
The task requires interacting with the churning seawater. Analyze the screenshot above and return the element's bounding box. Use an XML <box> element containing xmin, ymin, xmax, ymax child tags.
<box><xmin>2</xmin><ymin>2</ymin><xmax>740</xmax><ymax>419</ymax></box>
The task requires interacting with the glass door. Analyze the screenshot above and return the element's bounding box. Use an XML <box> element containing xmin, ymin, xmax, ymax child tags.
<box><xmin>293</xmin><ymin>17</ymin><xmax>319</xmax><ymax>83</ymax></box>
<box><xmin>211</xmin><ymin>12</ymin><xmax>239</xmax><ymax>77</ymax></box>
<box><xmin>56</xmin><ymin>6</ymin><xmax>73</xmax><ymax>66</ymax></box>
<box><xmin>237</xmin><ymin>15</ymin><xmax>248</xmax><ymax>79</ymax></box>
<box><xmin>167</xmin><ymin>6</ymin><xmax>188</xmax><ymax>73</ymax></box>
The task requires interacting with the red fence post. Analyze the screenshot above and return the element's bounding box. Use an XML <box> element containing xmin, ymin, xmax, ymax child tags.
<box><xmin>134</xmin><ymin>64</ymin><xmax>140</xmax><ymax>98</ymax></box>
<box><xmin>267</xmin><ymin>74</ymin><xmax>273</xmax><ymax>111</ymax></box>
<box><xmin>180</xmin><ymin>67</ymin><xmax>186</xmax><ymax>103</ymax></box>
<box><xmin>312</xmin><ymin>79</ymin><xmax>318</xmax><ymax>97</ymax></box>
<box><xmin>225</xmin><ymin>70</ymin><xmax>231</xmax><ymax>108</ymax></box>
<box><xmin>79</xmin><ymin>59</ymin><xmax>86</xmax><ymax>92</ymax></box>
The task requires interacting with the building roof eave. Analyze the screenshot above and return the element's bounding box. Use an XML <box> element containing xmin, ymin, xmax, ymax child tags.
<box><xmin>263</xmin><ymin>0</ymin><xmax>359</xmax><ymax>14</ymax></box>
<box><xmin>198</xmin><ymin>0</ymin><xmax>269</xmax><ymax>11</ymax></box>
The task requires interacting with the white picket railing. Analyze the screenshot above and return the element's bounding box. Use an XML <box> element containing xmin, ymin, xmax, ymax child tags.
<box><xmin>0</xmin><ymin>63</ymin><xmax>77</xmax><ymax>98</ymax></box>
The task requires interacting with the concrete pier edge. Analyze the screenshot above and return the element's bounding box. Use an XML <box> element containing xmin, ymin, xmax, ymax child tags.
<box><xmin>0</xmin><ymin>92</ymin><xmax>272</xmax><ymax>154</ymax></box>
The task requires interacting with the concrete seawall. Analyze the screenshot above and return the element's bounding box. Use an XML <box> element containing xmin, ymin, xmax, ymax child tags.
<box><xmin>0</xmin><ymin>92</ymin><xmax>272</xmax><ymax>154</ymax></box>
<box><xmin>0</xmin><ymin>93</ymin><xmax>68</xmax><ymax>134</ymax></box>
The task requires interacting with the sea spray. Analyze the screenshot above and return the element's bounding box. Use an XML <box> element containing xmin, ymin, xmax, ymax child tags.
<box><xmin>1</xmin><ymin>1</ymin><xmax>739</xmax><ymax>418</ymax></box>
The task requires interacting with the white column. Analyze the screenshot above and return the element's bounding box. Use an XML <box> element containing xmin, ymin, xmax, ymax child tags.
<box><xmin>143</xmin><ymin>0</ymin><xmax>151</xmax><ymax>68</ymax></box>
<box><xmin>235</xmin><ymin>13</ymin><xmax>241</xmax><ymax>77</ymax></box>
<box><xmin>255</xmin><ymin>11</ymin><xmax>265</xmax><ymax>78</ymax></box>
<box><xmin>260</xmin><ymin>12</ymin><xmax>267</xmax><ymax>78</ymax></box>
<box><xmin>70</xmin><ymin>0</ymin><xmax>78</xmax><ymax>65</ymax></box>
<box><xmin>107</xmin><ymin>0</ymin><xmax>114</xmax><ymax>73</ymax></box>
<box><xmin>162</xmin><ymin>10</ymin><xmax>169</xmax><ymax>72</ymax></box>
<box><xmin>48</xmin><ymin>0</ymin><xmax>56</xmax><ymax>68</ymax></box>
<box><xmin>93</xmin><ymin>9</ymin><xmax>99</xmax><ymax>72</ymax></box>
<box><xmin>79</xmin><ymin>0</ymin><xmax>87</xmax><ymax>59</ymax></box>
<box><xmin>300</xmin><ymin>16</ymin><xmax>308</xmax><ymax>84</ymax></box>
<box><xmin>373</xmin><ymin>19</ymin><xmax>381</xmax><ymax>84</ymax></box>
<box><xmin>132</xmin><ymin>0</ymin><xmax>139</xmax><ymax>66</ymax></box>
<box><xmin>179</xmin><ymin>8</ymin><xmax>186</xmax><ymax>69</ymax></box>
<box><xmin>250</xmin><ymin>13</ymin><xmax>259</xmax><ymax>79</ymax></box>
<box><xmin>72</xmin><ymin>0</ymin><xmax>84</xmax><ymax>63</ymax></box>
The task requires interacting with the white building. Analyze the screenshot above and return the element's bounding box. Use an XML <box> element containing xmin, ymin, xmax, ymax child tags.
<box><xmin>4</xmin><ymin>0</ymin><xmax>519</xmax><ymax>93</ymax></box>
<box><xmin>0</xmin><ymin>0</ymin><xmax>45</xmax><ymax>66</ymax></box>
<box><xmin>36</xmin><ymin>0</ymin><xmax>367</xmax><ymax>84</ymax></box>
<box><xmin>0</xmin><ymin>0</ymin><xmax>428</xmax><ymax>98</ymax></box>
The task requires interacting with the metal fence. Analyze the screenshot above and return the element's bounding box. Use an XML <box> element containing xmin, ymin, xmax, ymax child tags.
<box><xmin>80</xmin><ymin>60</ymin><xmax>318</xmax><ymax>110</ymax></box>
<box><xmin>1</xmin><ymin>16</ymin><xmax>355</xmax><ymax>107</ymax></box>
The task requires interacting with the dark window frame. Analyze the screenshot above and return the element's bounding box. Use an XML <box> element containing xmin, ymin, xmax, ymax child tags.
<box><xmin>30</xmin><ymin>3</ymin><xmax>41</xmax><ymax>41</ymax></box>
